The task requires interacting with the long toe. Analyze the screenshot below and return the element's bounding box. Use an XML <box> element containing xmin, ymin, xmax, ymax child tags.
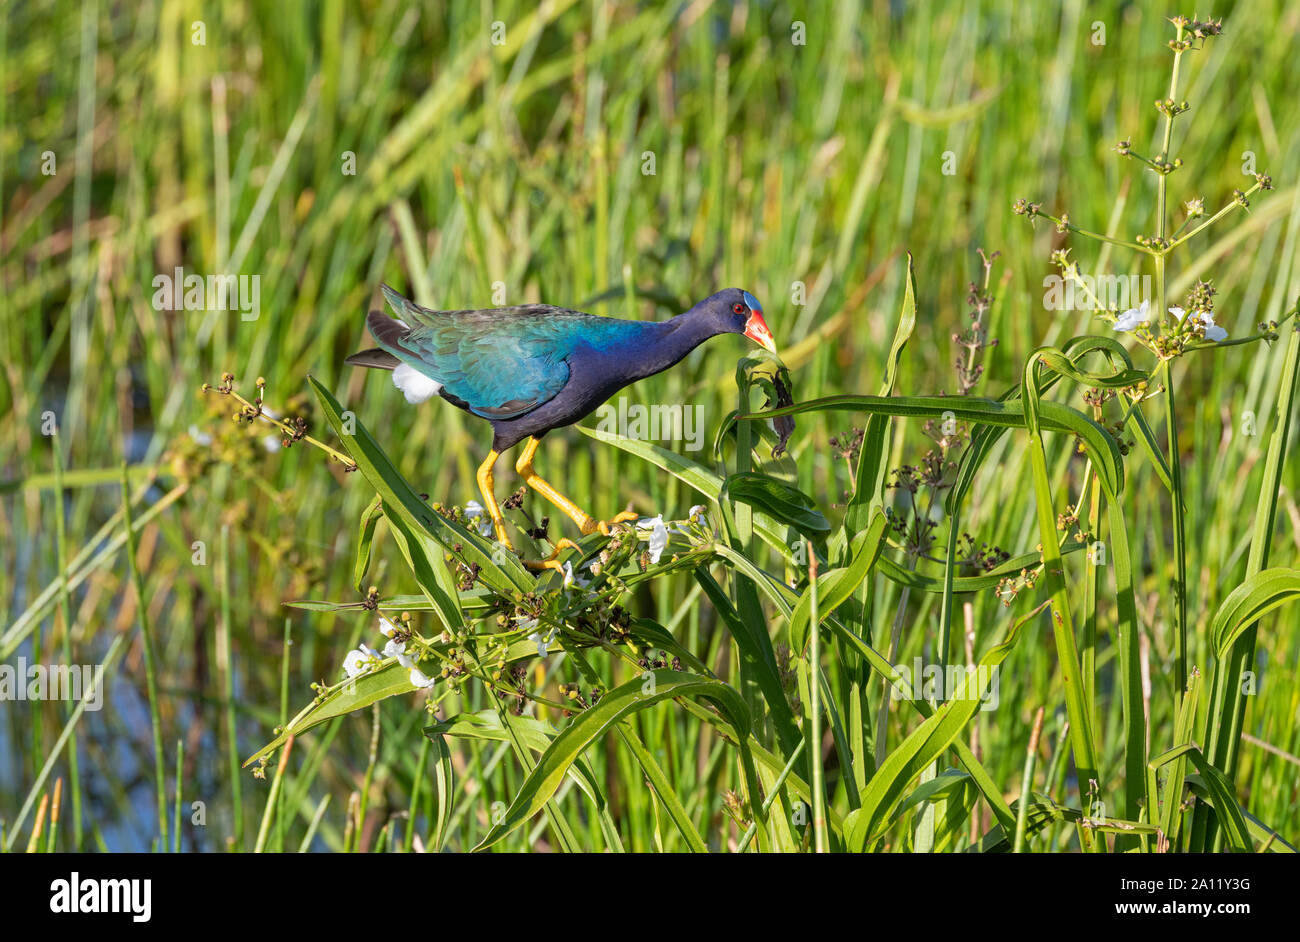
<box><xmin>595</xmin><ymin>512</ymin><xmax>639</xmax><ymax>536</ymax></box>
<box><xmin>523</xmin><ymin>557</ymin><xmax>566</xmax><ymax>573</ymax></box>
<box><xmin>521</xmin><ymin>537</ymin><xmax>581</xmax><ymax>572</ymax></box>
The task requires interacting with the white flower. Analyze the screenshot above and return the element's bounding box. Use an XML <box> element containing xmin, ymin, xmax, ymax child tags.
<box><xmin>519</xmin><ymin>616</ymin><xmax>557</xmax><ymax>657</ymax></box>
<box><xmin>561</xmin><ymin>560</ymin><xmax>590</xmax><ymax>588</ymax></box>
<box><xmin>261</xmin><ymin>434</ymin><xmax>282</xmax><ymax>453</ymax></box>
<box><xmin>342</xmin><ymin>646</ymin><xmax>378</xmax><ymax>679</ymax></box>
<box><xmin>188</xmin><ymin>425</ymin><xmax>213</xmax><ymax>446</ymax></box>
<box><xmin>648</xmin><ymin>526</ymin><xmax>668</xmax><ymax>563</ymax></box>
<box><xmin>408</xmin><ymin>667</ymin><xmax>436</xmax><ymax>689</ymax></box>
<box><xmin>637</xmin><ymin>515</ymin><xmax>670</xmax><ymax>564</ymax></box>
<box><xmin>463</xmin><ymin>500</ymin><xmax>494</xmax><ymax>537</ymax></box>
<box><xmin>1113</xmin><ymin>299</ymin><xmax>1149</xmax><ymax>332</ymax></box>
<box><xmin>378</xmin><ymin>617</ymin><xmax>415</xmax><ymax>664</ymax></box>
<box><xmin>527</xmin><ymin>625</ymin><xmax>558</xmax><ymax>657</ymax></box>
<box><xmin>382</xmin><ymin>637</ymin><xmax>415</xmax><ymax>668</ymax></box>
<box><xmin>688</xmin><ymin>504</ymin><xmax>707</xmax><ymax>520</ymax></box>
<box><xmin>1175</xmin><ymin>306</ymin><xmax>1228</xmax><ymax>341</ymax></box>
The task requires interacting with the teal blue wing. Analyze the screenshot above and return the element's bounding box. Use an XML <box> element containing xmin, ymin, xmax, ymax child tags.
<box><xmin>373</xmin><ymin>289</ymin><xmax>591</xmax><ymax>419</ymax></box>
<box><xmin>398</xmin><ymin>314</ymin><xmax>576</xmax><ymax>419</ymax></box>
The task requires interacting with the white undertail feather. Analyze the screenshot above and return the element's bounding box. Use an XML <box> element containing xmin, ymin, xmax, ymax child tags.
<box><xmin>392</xmin><ymin>363</ymin><xmax>442</xmax><ymax>404</ymax></box>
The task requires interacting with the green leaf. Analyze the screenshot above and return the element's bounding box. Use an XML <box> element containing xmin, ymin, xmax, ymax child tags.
<box><xmin>789</xmin><ymin>512</ymin><xmax>887</xmax><ymax>653</ymax></box>
<box><xmin>895</xmin><ymin>768</ymin><xmax>971</xmax><ymax>817</ymax></box>
<box><xmin>967</xmin><ymin>793</ymin><xmax>1078</xmax><ymax>853</ymax></box>
<box><xmin>725</xmin><ymin>471</ymin><xmax>830</xmax><ymax>535</ymax></box>
<box><xmin>243</xmin><ymin>660</ymin><xmax>417</xmax><ymax>767</ymax></box>
<box><xmin>1210</xmin><ymin>568</ymin><xmax>1300</xmax><ymax>657</ymax></box>
<box><xmin>244</xmin><ymin>639</ymin><xmax>543</xmax><ymax>769</ymax></box>
<box><xmin>629</xmin><ymin>618</ymin><xmax>712</xmax><ymax>675</ymax></box>
<box><xmin>945</xmin><ymin>335</ymin><xmax>1152</xmax><ymax>516</ymax></box>
<box><xmin>1196</xmin><ymin>310</ymin><xmax>1300</xmax><ymax>849</ymax></box>
<box><xmin>1155</xmin><ymin>671</ymin><xmax>1201</xmax><ymax>848</ymax></box>
<box><xmin>473</xmin><ymin>670</ymin><xmax>757</xmax><ymax>850</ymax></box>
<box><xmin>845</xmin><ymin>600</ymin><xmax>1048</xmax><ymax>850</ymax></box>
<box><xmin>425</xmin><ymin>732</ymin><xmax>454</xmax><ymax>852</ymax></box>
<box><xmin>1019</xmin><ymin>348</ymin><xmax>1100</xmax><ymax>795</ymax></box>
<box><xmin>617</xmin><ymin>724</ymin><xmax>708</xmax><ymax>852</ymax></box>
<box><xmin>746</xmin><ymin>393</ymin><xmax>1125</xmax><ymax>500</ymax></box>
<box><xmin>382</xmin><ymin>498</ymin><xmax>465</xmax><ymax>633</ymax></box>
<box><xmin>1149</xmin><ymin>742</ymin><xmax>1253</xmax><ymax>852</ymax></box>
<box><xmin>708</xmin><ymin>540</ymin><xmax>1017</xmax><ymax>834</ymax></box>
<box><xmin>695</xmin><ymin>566</ymin><xmax>802</xmax><ymax>754</ymax></box>
<box><xmin>353</xmin><ymin>495</ymin><xmax>383</xmax><ymax>592</ymax></box>
<box><xmin>309</xmin><ymin>376</ymin><xmax>533</xmax><ymax>594</ymax></box>
<box><xmin>1108</xmin><ymin>499</ymin><xmax>1148</xmax><ymax>832</ymax></box>
<box><xmin>578</xmin><ymin>425</ymin><xmax>796</xmax><ymax>561</ymax></box>
<box><xmin>425</xmin><ymin>710</ymin><xmax>609</xmax><ymax>813</ymax></box>
<box><xmin>284</xmin><ymin>591</ymin><xmax>499</xmax><ymax>619</ymax></box>
<box><xmin>1185</xmin><ymin>780</ymin><xmax>1297</xmax><ymax>852</ymax></box>
<box><xmin>846</xmin><ymin>252</ymin><xmax>916</xmax><ymax>535</ymax></box>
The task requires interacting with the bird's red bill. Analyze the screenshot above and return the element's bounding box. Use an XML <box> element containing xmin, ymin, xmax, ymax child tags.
<box><xmin>744</xmin><ymin>310</ymin><xmax>777</xmax><ymax>354</ymax></box>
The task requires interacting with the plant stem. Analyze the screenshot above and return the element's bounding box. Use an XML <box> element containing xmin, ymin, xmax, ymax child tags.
<box><xmin>172</xmin><ymin>739</ymin><xmax>183</xmax><ymax>853</ymax></box>
<box><xmin>51</xmin><ymin>434</ymin><xmax>82</xmax><ymax>849</ymax></box>
<box><xmin>1165</xmin><ymin>183</ymin><xmax>1264</xmax><ymax>251</ymax></box>
<box><xmin>1013</xmin><ymin>707</ymin><xmax>1045</xmax><ymax>852</ymax></box>
<box><xmin>254</xmin><ymin>736</ymin><xmax>294</xmax><ymax>853</ymax></box>
<box><xmin>1196</xmin><ymin>307</ymin><xmax>1300</xmax><ymax>850</ymax></box>
<box><xmin>218</xmin><ymin>525</ymin><xmax>243</xmax><ymax>850</ymax></box>
<box><xmin>1041</xmin><ymin>213</ymin><xmax>1145</xmax><ymax>252</ymax></box>
<box><xmin>807</xmin><ymin>550</ymin><xmax>827</xmax><ymax>853</ymax></box>
<box><xmin>119</xmin><ymin>464</ymin><xmax>168</xmax><ymax>851</ymax></box>
<box><xmin>1156</xmin><ymin>31</ymin><xmax>1184</xmax><ymax>235</ymax></box>
<box><xmin>1155</xmin><ymin>25</ymin><xmax>1188</xmax><ymax>694</ymax></box>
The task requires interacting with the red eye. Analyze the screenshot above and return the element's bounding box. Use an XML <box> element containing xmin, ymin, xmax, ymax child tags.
<box><xmin>733</xmin><ymin>302</ymin><xmax>746</xmax><ymax>314</ymax></box>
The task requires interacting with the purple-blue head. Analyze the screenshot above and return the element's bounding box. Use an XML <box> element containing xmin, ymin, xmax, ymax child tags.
<box><xmin>700</xmin><ymin>288</ymin><xmax>776</xmax><ymax>353</ymax></box>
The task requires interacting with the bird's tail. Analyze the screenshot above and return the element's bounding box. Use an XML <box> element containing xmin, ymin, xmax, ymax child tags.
<box><xmin>345</xmin><ymin>309</ymin><xmax>409</xmax><ymax>369</ymax></box>
<box><xmin>380</xmin><ymin>283</ymin><xmax>430</xmax><ymax>324</ymax></box>
<box><xmin>344</xmin><ymin>347</ymin><xmax>400</xmax><ymax>370</ymax></box>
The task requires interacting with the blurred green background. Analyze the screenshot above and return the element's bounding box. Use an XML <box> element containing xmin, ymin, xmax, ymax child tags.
<box><xmin>3</xmin><ymin>0</ymin><xmax>1298</xmax><ymax>851</ymax></box>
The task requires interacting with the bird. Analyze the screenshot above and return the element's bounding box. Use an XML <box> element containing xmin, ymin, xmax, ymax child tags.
<box><xmin>346</xmin><ymin>285</ymin><xmax>777</xmax><ymax>569</ymax></box>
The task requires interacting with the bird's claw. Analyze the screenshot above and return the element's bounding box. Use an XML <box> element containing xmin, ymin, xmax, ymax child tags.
<box><xmin>521</xmin><ymin>513</ymin><xmax>637</xmax><ymax>569</ymax></box>
<box><xmin>582</xmin><ymin>510</ymin><xmax>639</xmax><ymax>537</ymax></box>
<box><xmin>522</xmin><ymin>537</ymin><xmax>581</xmax><ymax>572</ymax></box>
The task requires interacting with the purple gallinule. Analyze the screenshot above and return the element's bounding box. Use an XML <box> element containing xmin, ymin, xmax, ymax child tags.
<box><xmin>347</xmin><ymin>285</ymin><xmax>776</xmax><ymax>567</ymax></box>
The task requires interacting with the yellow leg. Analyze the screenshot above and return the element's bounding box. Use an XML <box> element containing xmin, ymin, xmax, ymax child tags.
<box><xmin>475</xmin><ymin>450</ymin><xmax>512</xmax><ymax>548</ymax></box>
<box><xmin>514</xmin><ymin>437</ymin><xmax>638</xmax><ymax>536</ymax></box>
<box><xmin>479</xmin><ymin>447</ymin><xmax>574</xmax><ymax>572</ymax></box>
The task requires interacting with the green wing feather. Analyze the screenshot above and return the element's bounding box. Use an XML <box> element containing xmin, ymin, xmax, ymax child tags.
<box><xmin>372</xmin><ymin>287</ymin><xmax>596</xmax><ymax>419</ymax></box>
